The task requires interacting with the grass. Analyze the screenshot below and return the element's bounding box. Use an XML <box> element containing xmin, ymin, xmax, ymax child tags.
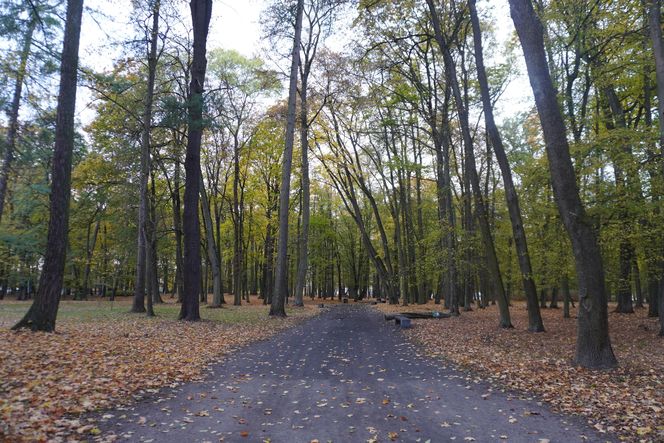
<box><xmin>0</xmin><ymin>294</ymin><xmax>324</xmax><ymax>441</ymax></box>
<box><xmin>0</xmin><ymin>294</ymin><xmax>317</xmax><ymax>328</ymax></box>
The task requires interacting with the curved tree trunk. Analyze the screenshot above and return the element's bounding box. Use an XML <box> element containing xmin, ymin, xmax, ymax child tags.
<box><xmin>12</xmin><ymin>0</ymin><xmax>84</xmax><ymax>332</ymax></box>
<box><xmin>469</xmin><ymin>0</ymin><xmax>543</xmax><ymax>332</ymax></box>
<box><xmin>509</xmin><ymin>0</ymin><xmax>617</xmax><ymax>368</ymax></box>
<box><xmin>427</xmin><ymin>0</ymin><xmax>512</xmax><ymax>328</ymax></box>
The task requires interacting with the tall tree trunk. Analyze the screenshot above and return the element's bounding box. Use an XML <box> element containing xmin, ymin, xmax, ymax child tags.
<box><xmin>232</xmin><ymin>138</ymin><xmax>243</xmax><ymax>306</ymax></box>
<box><xmin>149</xmin><ymin>170</ymin><xmax>163</xmax><ymax>305</ymax></box>
<box><xmin>81</xmin><ymin>212</ymin><xmax>101</xmax><ymax>300</ymax></box>
<box><xmin>132</xmin><ymin>0</ymin><xmax>160</xmax><ymax>313</ymax></box>
<box><xmin>0</xmin><ymin>16</ymin><xmax>36</xmax><ymax>224</ymax></box>
<box><xmin>200</xmin><ymin>172</ymin><xmax>223</xmax><ymax>307</ymax></box>
<box><xmin>469</xmin><ymin>0</ymin><xmax>544</xmax><ymax>331</ymax></box>
<box><xmin>173</xmin><ymin>159</ymin><xmax>185</xmax><ymax>302</ymax></box>
<box><xmin>270</xmin><ymin>0</ymin><xmax>304</xmax><ymax>317</ymax></box>
<box><xmin>427</xmin><ymin>0</ymin><xmax>512</xmax><ymax>328</ymax></box>
<box><xmin>294</xmin><ymin>72</ymin><xmax>310</xmax><ymax>308</ymax></box>
<box><xmin>12</xmin><ymin>0</ymin><xmax>84</xmax><ymax>332</ymax></box>
<box><xmin>179</xmin><ymin>0</ymin><xmax>212</xmax><ymax>321</ymax></box>
<box><xmin>648</xmin><ymin>0</ymin><xmax>664</xmax><ymax>336</ymax></box>
<box><xmin>509</xmin><ymin>0</ymin><xmax>617</xmax><ymax>368</ymax></box>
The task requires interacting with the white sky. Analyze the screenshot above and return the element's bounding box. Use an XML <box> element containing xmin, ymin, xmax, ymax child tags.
<box><xmin>76</xmin><ymin>0</ymin><xmax>533</xmax><ymax>124</ymax></box>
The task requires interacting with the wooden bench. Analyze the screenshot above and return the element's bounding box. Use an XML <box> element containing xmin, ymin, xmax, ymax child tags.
<box><xmin>394</xmin><ymin>315</ymin><xmax>412</xmax><ymax>328</ymax></box>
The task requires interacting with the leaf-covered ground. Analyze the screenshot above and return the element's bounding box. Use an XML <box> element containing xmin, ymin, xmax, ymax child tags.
<box><xmin>373</xmin><ymin>301</ymin><xmax>663</xmax><ymax>442</ymax></box>
<box><xmin>0</xmin><ymin>296</ymin><xmax>320</xmax><ymax>442</ymax></box>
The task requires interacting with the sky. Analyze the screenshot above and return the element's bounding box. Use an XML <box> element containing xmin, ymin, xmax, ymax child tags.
<box><xmin>76</xmin><ymin>0</ymin><xmax>533</xmax><ymax>124</ymax></box>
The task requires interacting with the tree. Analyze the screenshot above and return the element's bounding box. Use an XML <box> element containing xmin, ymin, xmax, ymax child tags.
<box><xmin>12</xmin><ymin>0</ymin><xmax>84</xmax><ymax>331</ymax></box>
<box><xmin>427</xmin><ymin>0</ymin><xmax>512</xmax><ymax>328</ymax></box>
<box><xmin>468</xmin><ymin>0</ymin><xmax>544</xmax><ymax>332</ymax></box>
<box><xmin>179</xmin><ymin>0</ymin><xmax>212</xmax><ymax>321</ymax></box>
<box><xmin>132</xmin><ymin>0</ymin><xmax>161</xmax><ymax>315</ymax></box>
<box><xmin>508</xmin><ymin>0</ymin><xmax>618</xmax><ymax>367</ymax></box>
<box><xmin>0</xmin><ymin>8</ymin><xmax>37</xmax><ymax>224</ymax></box>
<box><xmin>647</xmin><ymin>0</ymin><xmax>664</xmax><ymax>337</ymax></box>
<box><xmin>270</xmin><ymin>0</ymin><xmax>305</xmax><ymax>317</ymax></box>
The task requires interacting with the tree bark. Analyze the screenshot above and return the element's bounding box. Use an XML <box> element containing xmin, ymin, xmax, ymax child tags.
<box><xmin>294</xmin><ymin>70</ymin><xmax>310</xmax><ymax>307</ymax></box>
<box><xmin>200</xmin><ymin>172</ymin><xmax>223</xmax><ymax>307</ymax></box>
<box><xmin>427</xmin><ymin>0</ymin><xmax>512</xmax><ymax>328</ymax></box>
<box><xmin>179</xmin><ymin>0</ymin><xmax>212</xmax><ymax>321</ymax></box>
<box><xmin>469</xmin><ymin>0</ymin><xmax>544</xmax><ymax>331</ymax></box>
<box><xmin>509</xmin><ymin>0</ymin><xmax>617</xmax><ymax>368</ymax></box>
<box><xmin>132</xmin><ymin>0</ymin><xmax>160</xmax><ymax>313</ymax></box>
<box><xmin>0</xmin><ymin>16</ymin><xmax>36</xmax><ymax>224</ymax></box>
<box><xmin>270</xmin><ymin>0</ymin><xmax>304</xmax><ymax>317</ymax></box>
<box><xmin>12</xmin><ymin>0</ymin><xmax>84</xmax><ymax>332</ymax></box>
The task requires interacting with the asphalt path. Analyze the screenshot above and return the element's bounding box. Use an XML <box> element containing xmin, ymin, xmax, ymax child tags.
<box><xmin>97</xmin><ymin>304</ymin><xmax>610</xmax><ymax>443</ymax></box>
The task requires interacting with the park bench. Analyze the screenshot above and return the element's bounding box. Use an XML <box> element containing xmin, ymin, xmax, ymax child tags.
<box><xmin>393</xmin><ymin>315</ymin><xmax>412</xmax><ymax>328</ymax></box>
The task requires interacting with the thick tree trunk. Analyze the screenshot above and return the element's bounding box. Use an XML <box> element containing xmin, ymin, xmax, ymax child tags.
<box><xmin>427</xmin><ymin>0</ymin><xmax>512</xmax><ymax>328</ymax></box>
<box><xmin>132</xmin><ymin>0</ymin><xmax>160</xmax><ymax>313</ymax></box>
<box><xmin>509</xmin><ymin>0</ymin><xmax>617</xmax><ymax>368</ymax></box>
<box><xmin>12</xmin><ymin>0</ymin><xmax>84</xmax><ymax>332</ymax></box>
<box><xmin>270</xmin><ymin>0</ymin><xmax>304</xmax><ymax>317</ymax></box>
<box><xmin>0</xmin><ymin>17</ymin><xmax>36</xmax><ymax>224</ymax></box>
<box><xmin>179</xmin><ymin>0</ymin><xmax>212</xmax><ymax>321</ymax></box>
<box><xmin>469</xmin><ymin>0</ymin><xmax>543</xmax><ymax>331</ymax></box>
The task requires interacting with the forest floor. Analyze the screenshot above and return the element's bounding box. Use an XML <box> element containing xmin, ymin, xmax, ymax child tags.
<box><xmin>372</xmin><ymin>300</ymin><xmax>664</xmax><ymax>442</ymax></box>
<box><xmin>0</xmin><ymin>295</ymin><xmax>323</xmax><ymax>442</ymax></box>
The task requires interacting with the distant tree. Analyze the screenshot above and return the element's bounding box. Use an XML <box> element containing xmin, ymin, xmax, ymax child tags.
<box><xmin>12</xmin><ymin>0</ymin><xmax>84</xmax><ymax>332</ymax></box>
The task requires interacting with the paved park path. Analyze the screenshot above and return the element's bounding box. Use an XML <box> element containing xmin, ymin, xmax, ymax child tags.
<box><xmin>99</xmin><ymin>305</ymin><xmax>610</xmax><ymax>442</ymax></box>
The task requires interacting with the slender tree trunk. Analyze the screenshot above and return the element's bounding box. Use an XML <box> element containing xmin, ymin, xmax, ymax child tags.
<box><xmin>81</xmin><ymin>213</ymin><xmax>101</xmax><ymax>300</ymax></box>
<box><xmin>180</xmin><ymin>0</ymin><xmax>212</xmax><ymax>321</ymax></box>
<box><xmin>270</xmin><ymin>0</ymin><xmax>304</xmax><ymax>317</ymax></box>
<box><xmin>427</xmin><ymin>0</ymin><xmax>511</xmax><ymax>328</ymax></box>
<box><xmin>12</xmin><ymin>0</ymin><xmax>84</xmax><ymax>332</ymax></box>
<box><xmin>0</xmin><ymin>17</ymin><xmax>36</xmax><ymax>224</ymax></box>
<box><xmin>173</xmin><ymin>160</ymin><xmax>184</xmax><ymax>302</ymax></box>
<box><xmin>132</xmin><ymin>0</ymin><xmax>160</xmax><ymax>313</ymax></box>
<box><xmin>509</xmin><ymin>0</ymin><xmax>617</xmax><ymax>367</ymax></box>
<box><xmin>200</xmin><ymin>172</ymin><xmax>223</xmax><ymax>307</ymax></box>
<box><xmin>294</xmin><ymin>73</ymin><xmax>310</xmax><ymax>307</ymax></box>
<box><xmin>562</xmin><ymin>275</ymin><xmax>571</xmax><ymax>318</ymax></box>
<box><xmin>232</xmin><ymin>138</ymin><xmax>243</xmax><ymax>306</ymax></box>
<box><xmin>469</xmin><ymin>0</ymin><xmax>543</xmax><ymax>331</ymax></box>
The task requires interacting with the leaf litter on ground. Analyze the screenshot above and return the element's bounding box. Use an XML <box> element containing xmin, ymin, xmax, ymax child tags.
<box><xmin>0</xmin><ymin>297</ymin><xmax>319</xmax><ymax>442</ymax></box>
<box><xmin>374</xmin><ymin>301</ymin><xmax>663</xmax><ymax>442</ymax></box>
